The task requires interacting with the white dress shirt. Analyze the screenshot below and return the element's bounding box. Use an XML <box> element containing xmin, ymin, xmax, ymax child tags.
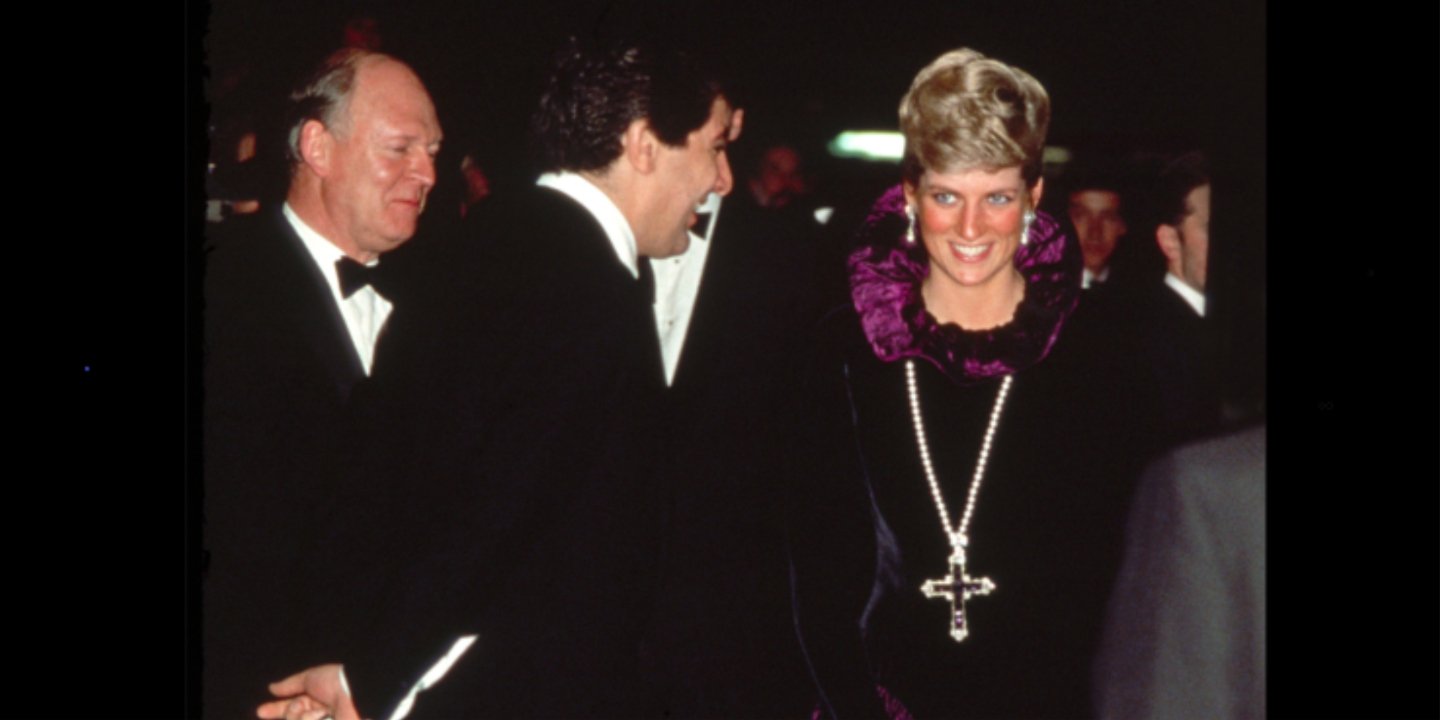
<box><xmin>1082</xmin><ymin>266</ymin><xmax>1110</xmax><ymax>290</ymax></box>
<box><xmin>651</xmin><ymin>224</ymin><xmax>714</xmax><ymax>386</ymax></box>
<box><xmin>282</xmin><ymin>203</ymin><xmax>393</xmax><ymax>375</ymax></box>
<box><xmin>1164</xmin><ymin>272</ymin><xmax>1206</xmax><ymax>317</ymax></box>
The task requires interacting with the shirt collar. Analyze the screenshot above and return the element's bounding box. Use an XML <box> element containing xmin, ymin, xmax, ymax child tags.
<box><xmin>1081</xmin><ymin>266</ymin><xmax>1110</xmax><ymax>289</ymax></box>
<box><xmin>1165</xmin><ymin>272</ymin><xmax>1206</xmax><ymax>317</ymax></box>
<box><xmin>536</xmin><ymin>171</ymin><xmax>639</xmax><ymax>278</ymax></box>
<box><xmin>282</xmin><ymin>202</ymin><xmax>379</xmax><ymax>269</ymax></box>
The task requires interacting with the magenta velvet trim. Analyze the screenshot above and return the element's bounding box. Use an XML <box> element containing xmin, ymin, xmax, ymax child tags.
<box><xmin>848</xmin><ymin>184</ymin><xmax>1081</xmax><ymax>385</ymax></box>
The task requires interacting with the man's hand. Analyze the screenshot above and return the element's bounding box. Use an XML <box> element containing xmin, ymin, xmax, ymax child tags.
<box><xmin>256</xmin><ymin>664</ymin><xmax>362</xmax><ymax>720</ymax></box>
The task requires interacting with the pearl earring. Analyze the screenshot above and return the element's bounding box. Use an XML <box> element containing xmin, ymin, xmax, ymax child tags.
<box><xmin>1021</xmin><ymin>209</ymin><xmax>1035</xmax><ymax>246</ymax></box>
<box><xmin>905</xmin><ymin>206</ymin><xmax>917</xmax><ymax>245</ymax></box>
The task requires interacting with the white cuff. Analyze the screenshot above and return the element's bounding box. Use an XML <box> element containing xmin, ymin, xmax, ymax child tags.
<box><xmin>384</xmin><ymin>635</ymin><xmax>479</xmax><ymax>720</ymax></box>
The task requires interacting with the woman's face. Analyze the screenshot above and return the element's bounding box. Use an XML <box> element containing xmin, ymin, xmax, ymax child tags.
<box><xmin>904</xmin><ymin>165</ymin><xmax>1040</xmax><ymax>298</ymax></box>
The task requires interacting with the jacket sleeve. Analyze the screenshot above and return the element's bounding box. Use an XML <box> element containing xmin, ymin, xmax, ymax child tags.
<box><xmin>785</xmin><ymin>322</ymin><xmax>893</xmax><ymax>720</ymax></box>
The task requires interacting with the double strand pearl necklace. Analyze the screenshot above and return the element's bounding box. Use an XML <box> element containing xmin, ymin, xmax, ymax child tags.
<box><xmin>904</xmin><ymin>359</ymin><xmax>1012</xmax><ymax>642</ymax></box>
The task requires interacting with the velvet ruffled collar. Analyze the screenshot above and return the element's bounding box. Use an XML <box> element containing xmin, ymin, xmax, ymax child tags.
<box><xmin>848</xmin><ymin>184</ymin><xmax>1081</xmax><ymax>385</ymax></box>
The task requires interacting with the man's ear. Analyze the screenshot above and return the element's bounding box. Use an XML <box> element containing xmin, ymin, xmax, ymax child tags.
<box><xmin>621</xmin><ymin>118</ymin><xmax>657</xmax><ymax>174</ymax></box>
<box><xmin>1155</xmin><ymin>224</ymin><xmax>1182</xmax><ymax>263</ymax></box>
<box><xmin>1028</xmin><ymin>176</ymin><xmax>1045</xmax><ymax>209</ymax></box>
<box><xmin>728</xmin><ymin>108</ymin><xmax>745</xmax><ymax>142</ymax></box>
<box><xmin>299</xmin><ymin>119</ymin><xmax>334</xmax><ymax>177</ymax></box>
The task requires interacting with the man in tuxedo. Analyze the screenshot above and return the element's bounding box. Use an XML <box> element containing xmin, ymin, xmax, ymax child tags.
<box><xmin>636</xmin><ymin>130</ymin><xmax>826</xmax><ymax>714</ymax></box>
<box><xmin>260</xmin><ymin>38</ymin><xmax>737</xmax><ymax>720</ymax></box>
<box><xmin>202</xmin><ymin>48</ymin><xmax>441</xmax><ymax>718</ymax></box>
<box><xmin>1068</xmin><ymin>180</ymin><xmax>1127</xmax><ymax>291</ymax></box>
<box><xmin>1153</xmin><ymin>155</ymin><xmax>1210</xmax><ymax>321</ymax></box>
<box><xmin>1039</xmin><ymin>161</ymin><xmax>1142</xmax><ymax>478</ymax></box>
<box><xmin>1132</xmin><ymin>151</ymin><xmax>1220</xmax><ymax>453</ymax></box>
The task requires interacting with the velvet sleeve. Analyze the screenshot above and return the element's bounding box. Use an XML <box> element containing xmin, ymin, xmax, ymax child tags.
<box><xmin>785</xmin><ymin>315</ymin><xmax>892</xmax><ymax>720</ymax></box>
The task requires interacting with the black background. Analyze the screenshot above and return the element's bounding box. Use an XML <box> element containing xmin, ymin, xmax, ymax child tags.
<box><xmin>51</xmin><ymin>2</ymin><xmax>1440</xmax><ymax>719</ymax></box>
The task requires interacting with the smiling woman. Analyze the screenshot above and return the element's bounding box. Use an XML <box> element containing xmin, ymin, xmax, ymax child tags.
<box><xmin>908</xmin><ymin>165</ymin><xmax>1036</xmax><ymax>328</ymax></box>
<box><xmin>897</xmin><ymin>47</ymin><xmax>1049</xmax><ymax>330</ymax></box>
<box><xmin>789</xmin><ymin>48</ymin><xmax>1136</xmax><ymax>719</ymax></box>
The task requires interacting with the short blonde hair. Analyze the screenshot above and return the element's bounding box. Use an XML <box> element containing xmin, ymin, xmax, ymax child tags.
<box><xmin>898</xmin><ymin>48</ymin><xmax>1050</xmax><ymax>187</ymax></box>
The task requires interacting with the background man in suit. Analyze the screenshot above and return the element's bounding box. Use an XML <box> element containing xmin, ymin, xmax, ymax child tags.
<box><xmin>1068</xmin><ymin>182</ymin><xmax>1127</xmax><ymax>291</ymax></box>
<box><xmin>260</xmin><ymin>37</ymin><xmax>736</xmax><ymax>720</ymax></box>
<box><xmin>1154</xmin><ymin>155</ymin><xmax>1210</xmax><ymax>319</ymax></box>
<box><xmin>202</xmin><ymin>47</ymin><xmax>441</xmax><ymax>719</ymax></box>
<box><xmin>1132</xmin><ymin>151</ymin><xmax>1220</xmax><ymax>453</ymax></box>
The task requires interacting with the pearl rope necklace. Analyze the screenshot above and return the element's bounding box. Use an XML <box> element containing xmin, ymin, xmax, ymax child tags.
<box><xmin>904</xmin><ymin>359</ymin><xmax>1013</xmax><ymax>641</ymax></box>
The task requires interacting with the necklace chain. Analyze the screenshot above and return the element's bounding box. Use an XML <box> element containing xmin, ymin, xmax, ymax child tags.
<box><xmin>904</xmin><ymin>360</ymin><xmax>1013</xmax><ymax>549</ymax></box>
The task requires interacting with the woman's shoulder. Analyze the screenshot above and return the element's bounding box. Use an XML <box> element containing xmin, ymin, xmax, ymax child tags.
<box><xmin>815</xmin><ymin>302</ymin><xmax>861</xmax><ymax>341</ymax></box>
<box><xmin>805</xmin><ymin>302</ymin><xmax>881</xmax><ymax>370</ymax></box>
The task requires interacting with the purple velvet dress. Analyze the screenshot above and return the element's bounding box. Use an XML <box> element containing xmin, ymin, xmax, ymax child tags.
<box><xmin>790</xmin><ymin>186</ymin><xmax>1135</xmax><ymax>719</ymax></box>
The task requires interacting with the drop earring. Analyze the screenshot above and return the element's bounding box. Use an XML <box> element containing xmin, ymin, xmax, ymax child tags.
<box><xmin>905</xmin><ymin>206</ymin><xmax>917</xmax><ymax>245</ymax></box>
<box><xmin>1021</xmin><ymin>209</ymin><xmax>1035</xmax><ymax>246</ymax></box>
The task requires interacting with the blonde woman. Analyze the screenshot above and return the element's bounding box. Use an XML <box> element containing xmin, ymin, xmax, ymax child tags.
<box><xmin>789</xmin><ymin>49</ymin><xmax>1129</xmax><ymax>718</ymax></box>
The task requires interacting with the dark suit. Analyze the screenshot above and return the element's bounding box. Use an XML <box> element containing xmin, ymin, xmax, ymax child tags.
<box><xmin>201</xmin><ymin>209</ymin><xmax>371</xmax><ymax>718</ymax></box>
<box><xmin>1041</xmin><ymin>277</ymin><xmax>1154</xmax><ymax>490</ymax></box>
<box><xmin>1132</xmin><ymin>279</ymin><xmax>1222</xmax><ymax>455</ymax></box>
<box><xmin>341</xmin><ymin>186</ymin><xmax>668</xmax><ymax>719</ymax></box>
<box><xmin>637</xmin><ymin>199</ymin><xmax>825</xmax><ymax>717</ymax></box>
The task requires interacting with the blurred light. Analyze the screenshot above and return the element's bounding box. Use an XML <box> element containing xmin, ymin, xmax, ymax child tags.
<box><xmin>814</xmin><ymin>207</ymin><xmax>834</xmax><ymax>225</ymax></box>
<box><xmin>827</xmin><ymin>131</ymin><xmax>904</xmax><ymax>162</ymax></box>
<box><xmin>829</xmin><ymin>134</ymin><xmax>1073</xmax><ymax>168</ymax></box>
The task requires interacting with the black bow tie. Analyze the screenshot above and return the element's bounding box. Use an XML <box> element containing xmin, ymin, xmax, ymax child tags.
<box><xmin>336</xmin><ymin>257</ymin><xmax>384</xmax><ymax>298</ymax></box>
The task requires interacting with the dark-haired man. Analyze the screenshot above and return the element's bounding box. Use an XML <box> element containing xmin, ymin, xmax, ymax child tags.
<box><xmin>1156</xmin><ymin>181</ymin><xmax>1210</xmax><ymax>310</ymax></box>
<box><xmin>1135</xmin><ymin>151</ymin><xmax>1220</xmax><ymax>452</ymax></box>
<box><xmin>203</xmin><ymin>48</ymin><xmax>440</xmax><ymax>718</ymax></box>
<box><xmin>261</xmin><ymin>39</ymin><xmax>735</xmax><ymax>720</ymax></box>
<box><xmin>1069</xmin><ymin>186</ymin><xmax>1126</xmax><ymax>289</ymax></box>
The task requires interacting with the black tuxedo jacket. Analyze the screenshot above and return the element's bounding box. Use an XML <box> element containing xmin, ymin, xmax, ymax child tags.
<box><xmin>201</xmin><ymin>209</ymin><xmax>372</xmax><ymax>718</ymax></box>
<box><xmin>637</xmin><ymin>199</ymin><xmax>826</xmax><ymax>717</ymax></box>
<box><xmin>342</xmin><ymin>186</ymin><xmax>668</xmax><ymax>718</ymax></box>
<box><xmin>1133</xmin><ymin>280</ymin><xmax>1222</xmax><ymax>454</ymax></box>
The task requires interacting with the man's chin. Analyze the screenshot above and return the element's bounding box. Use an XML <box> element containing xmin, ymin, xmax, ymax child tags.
<box><xmin>670</xmin><ymin>235</ymin><xmax>692</xmax><ymax>257</ymax></box>
<box><xmin>365</xmin><ymin>234</ymin><xmax>414</xmax><ymax>259</ymax></box>
<box><xmin>644</xmin><ymin>235</ymin><xmax>687</xmax><ymax>260</ymax></box>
